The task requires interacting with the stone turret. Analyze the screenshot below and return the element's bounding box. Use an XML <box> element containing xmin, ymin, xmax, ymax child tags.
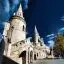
<box><xmin>8</xmin><ymin>4</ymin><xmax>26</xmax><ymax>44</ymax></box>
<box><xmin>34</xmin><ymin>26</ymin><xmax>40</xmax><ymax>46</ymax></box>
<box><xmin>3</xmin><ymin>4</ymin><xmax>26</xmax><ymax>57</ymax></box>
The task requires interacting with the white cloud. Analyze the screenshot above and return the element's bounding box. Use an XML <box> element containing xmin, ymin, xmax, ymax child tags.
<box><xmin>59</xmin><ymin>27</ymin><xmax>64</xmax><ymax>32</ymax></box>
<box><xmin>48</xmin><ymin>40</ymin><xmax>54</xmax><ymax>47</ymax></box>
<box><xmin>61</xmin><ymin>15</ymin><xmax>64</xmax><ymax>21</ymax></box>
<box><xmin>46</xmin><ymin>34</ymin><xmax>55</xmax><ymax>37</ymax></box>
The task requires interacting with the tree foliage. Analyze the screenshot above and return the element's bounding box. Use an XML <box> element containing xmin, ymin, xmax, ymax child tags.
<box><xmin>53</xmin><ymin>35</ymin><xmax>64</xmax><ymax>57</ymax></box>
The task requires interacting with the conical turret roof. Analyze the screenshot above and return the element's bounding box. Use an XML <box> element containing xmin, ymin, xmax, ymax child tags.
<box><xmin>15</xmin><ymin>4</ymin><xmax>23</xmax><ymax>18</ymax></box>
<box><xmin>35</xmin><ymin>25</ymin><xmax>39</xmax><ymax>35</ymax></box>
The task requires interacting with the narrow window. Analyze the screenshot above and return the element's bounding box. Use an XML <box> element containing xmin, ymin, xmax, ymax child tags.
<box><xmin>16</xmin><ymin>44</ymin><xmax>17</xmax><ymax>47</ymax></box>
<box><xmin>8</xmin><ymin>38</ymin><xmax>11</xmax><ymax>43</ymax></box>
<box><xmin>23</xmin><ymin>25</ymin><xmax>25</xmax><ymax>31</ymax></box>
<box><xmin>37</xmin><ymin>53</ymin><xmax>38</xmax><ymax>56</ymax></box>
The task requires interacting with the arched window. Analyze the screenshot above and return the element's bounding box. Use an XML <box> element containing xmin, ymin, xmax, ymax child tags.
<box><xmin>37</xmin><ymin>53</ymin><xmax>38</xmax><ymax>56</ymax></box>
<box><xmin>23</xmin><ymin>25</ymin><xmax>25</xmax><ymax>31</ymax></box>
<box><xmin>7</xmin><ymin>38</ymin><xmax>11</xmax><ymax>43</ymax></box>
<box><xmin>16</xmin><ymin>44</ymin><xmax>18</xmax><ymax>47</ymax></box>
<box><xmin>11</xmin><ymin>26</ymin><xmax>14</xmax><ymax>29</ymax></box>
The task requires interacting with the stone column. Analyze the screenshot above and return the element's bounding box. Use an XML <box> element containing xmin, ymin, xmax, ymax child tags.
<box><xmin>28</xmin><ymin>51</ymin><xmax>30</xmax><ymax>63</ymax></box>
<box><xmin>32</xmin><ymin>51</ymin><xmax>34</xmax><ymax>62</ymax></box>
<box><xmin>18</xmin><ymin>58</ymin><xmax>22</xmax><ymax>64</ymax></box>
<box><xmin>26</xmin><ymin>49</ymin><xmax>28</xmax><ymax>64</ymax></box>
<box><xmin>7</xmin><ymin>43</ymin><xmax>11</xmax><ymax>57</ymax></box>
<box><xmin>3</xmin><ymin>36</ymin><xmax>8</xmax><ymax>55</ymax></box>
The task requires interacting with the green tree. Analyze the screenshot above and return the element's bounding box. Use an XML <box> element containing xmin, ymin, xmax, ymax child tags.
<box><xmin>53</xmin><ymin>34</ymin><xmax>64</xmax><ymax>58</ymax></box>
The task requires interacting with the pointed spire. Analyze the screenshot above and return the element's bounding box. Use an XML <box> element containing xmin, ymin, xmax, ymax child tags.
<box><xmin>34</xmin><ymin>25</ymin><xmax>40</xmax><ymax>44</ymax></box>
<box><xmin>34</xmin><ymin>25</ymin><xmax>40</xmax><ymax>38</ymax></box>
<box><xmin>15</xmin><ymin>4</ymin><xmax>23</xmax><ymax>18</ymax></box>
<box><xmin>35</xmin><ymin>25</ymin><xmax>39</xmax><ymax>35</ymax></box>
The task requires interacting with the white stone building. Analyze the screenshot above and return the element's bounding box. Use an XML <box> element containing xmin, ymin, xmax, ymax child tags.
<box><xmin>3</xmin><ymin>4</ymin><xmax>50</xmax><ymax>64</ymax></box>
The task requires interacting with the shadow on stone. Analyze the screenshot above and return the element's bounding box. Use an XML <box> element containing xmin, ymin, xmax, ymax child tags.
<box><xmin>2</xmin><ymin>55</ymin><xmax>18</xmax><ymax>64</ymax></box>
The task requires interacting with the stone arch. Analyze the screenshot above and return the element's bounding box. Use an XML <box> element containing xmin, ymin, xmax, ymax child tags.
<box><xmin>34</xmin><ymin>54</ymin><xmax>37</xmax><ymax>60</ymax></box>
<box><xmin>19</xmin><ymin>51</ymin><xmax>26</xmax><ymax>64</ymax></box>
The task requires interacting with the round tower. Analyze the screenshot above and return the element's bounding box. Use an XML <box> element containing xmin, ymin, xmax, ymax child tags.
<box><xmin>8</xmin><ymin>4</ymin><xmax>26</xmax><ymax>44</ymax></box>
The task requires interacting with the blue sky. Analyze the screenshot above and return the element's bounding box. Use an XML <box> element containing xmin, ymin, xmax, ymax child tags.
<box><xmin>0</xmin><ymin>0</ymin><xmax>28</xmax><ymax>23</ymax></box>
<box><xmin>23</xmin><ymin>0</ymin><xmax>64</xmax><ymax>46</ymax></box>
<box><xmin>0</xmin><ymin>0</ymin><xmax>64</xmax><ymax>46</ymax></box>
<box><xmin>0</xmin><ymin>0</ymin><xmax>28</xmax><ymax>33</ymax></box>
<box><xmin>0</xmin><ymin>0</ymin><xmax>29</xmax><ymax>43</ymax></box>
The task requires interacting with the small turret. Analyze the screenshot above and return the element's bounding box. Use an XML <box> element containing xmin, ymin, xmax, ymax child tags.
<box><xmin>35</xmin><ymin>26</ymin><xmax>39</xmax><ymax>35</ymax></box>
<box><xmin>34</xmin><ymin>25</ymin><xmax>40</xmax><ymax>44</ymax></box>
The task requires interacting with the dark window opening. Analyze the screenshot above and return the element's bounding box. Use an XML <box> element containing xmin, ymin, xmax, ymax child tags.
<box><xmin>37</xmin><ymin>53</ymin><xmax>38</xmax><ymax>56</ymax></box>
<box><xmin>20</xmin><ymin>43</ymin><xmax>21</xmax><ymax>44</ymax></box>
<box><xmin>21</xmin><ymin>40</ymin><xmax>25</xmax><ymax>43</ymax></box>
<box><xmin>16</xmin><ymin>44</ymin><xmax>17</xmax><ymax>47</ymax></box>
<box><xmin>8</xmin><ymin>38</ymin><xmax>11</xmax><ymax>43</ymax></box>
<box><xmin>38</xmin><ymin>39</ymin><xmax>40</xmax><ymax>42</ymax></box>
<box><xmin>11</xmin><ymin>26</ymin><xmax>14</xmax><ymax>29</ymax></box>
<box><xmin>23</xmin><ymin>25</ymin><xmax>25</xmax><ymax>31</ymax></box>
